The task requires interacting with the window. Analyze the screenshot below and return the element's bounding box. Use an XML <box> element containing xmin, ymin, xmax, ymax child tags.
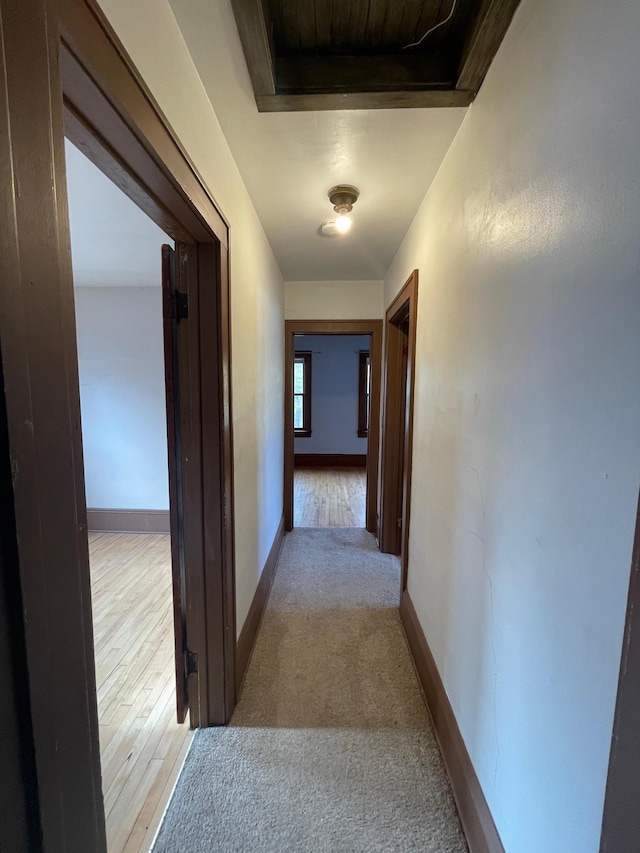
<box><xmin>294</xmin><ymin>351</ymin><xmax>312</xmax><ymax>437</ymax></box>
<box><xmin>358</xmin><ymin>350</ymin><xmax>371</xmax><ymax>437</ymax></box>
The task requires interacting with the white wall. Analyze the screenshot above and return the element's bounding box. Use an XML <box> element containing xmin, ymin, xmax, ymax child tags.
<box><xmin>75</xmin><ymin>287</ymin><xmax>169</xmax><ymax>511</ymax></box>
<box><xmin>97</xmin><ymin>0</ymin><xmax>284</xmax><ymax>636</ymax></box>
<box><xmin>385</xmin><ymin>1</ymin><xmax>640</xmax><ymax>851</ymax></box>
<box><xmin>294</xmin><ymin>335</ymin><xmax>369</xmax><ymax>456</ymax></box>
<box><xmin>285</xmin><ymin>280</ymin><xmax>383</xmax><ymax>320</ymax></box>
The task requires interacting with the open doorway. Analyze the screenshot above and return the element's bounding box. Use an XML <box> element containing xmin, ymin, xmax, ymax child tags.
<box><xmin>65</xmin><ymin>139</ymin><xmax>191</xmax><ymax>851</ymax></box>
<box><xmin>0</xmin><ymin>3</ymin><xmax>237</xmax><ymax>845</ymax></box>
<box><xmin>284</xmin><ymin>320</ymin><xmax>383</xmax><ymax>533</ymax></box>
<box><xmin>293</xmin><ymin>333</ymin><xmax>371</xmax><ymax>527</ymax></box>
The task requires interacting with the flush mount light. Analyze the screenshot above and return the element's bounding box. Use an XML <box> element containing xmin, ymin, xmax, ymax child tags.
<box><xmin>328</xmin><ymin>185</ymin><xmax>360</xmax><ymax>235</ymax></box>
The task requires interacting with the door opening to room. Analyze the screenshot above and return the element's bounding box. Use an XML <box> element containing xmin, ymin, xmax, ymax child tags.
<box><xmin>293</xmin><ymin>333</ymin><xmax>371</xmax><ymax>527</ymax></box>
<box><xmin>284</xmin><ymin>320</ymin><xmax>383</xmax><ymax>534</ymax></box>
<box><xmin>65</xmin><ymin>138</ymin><xmax>191</xmax><ymax>852</ymax></box>
<box><xmin>0</xmin><ymin>6</ymin><xmax>235</xmax><ymax>845</ymax></box>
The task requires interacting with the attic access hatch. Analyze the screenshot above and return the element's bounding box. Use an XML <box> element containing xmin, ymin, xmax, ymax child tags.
<box><xmin>230</xmin><ymin>0</ymin><xmax>522</xmax><ymax>111</ymax></box>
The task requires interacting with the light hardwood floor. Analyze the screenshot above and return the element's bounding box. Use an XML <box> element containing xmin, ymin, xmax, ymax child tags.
<box><xmin>294</xmin><ymin>467</ymin><xmax>366</xmax><ymax>527</ymax></box>
<box><xmin>89</xmin><ymin>532</ymin><xmax>192</xmax><ymax>853</ymax></box>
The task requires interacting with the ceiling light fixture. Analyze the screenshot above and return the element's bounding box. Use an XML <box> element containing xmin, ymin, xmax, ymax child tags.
<box><xmin>335</xmin><ymin>215</ymin><xmax>352</xmax><ymax>233</ymax></box>
<box><xmin>328</xmin><ymin>185</ymin><xmax>360</xmax><ymax>235</ymax></box>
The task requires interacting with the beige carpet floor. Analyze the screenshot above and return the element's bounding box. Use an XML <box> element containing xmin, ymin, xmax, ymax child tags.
<box><xmin>153</xmin><ymin>529</ymin><xmax>467</xmax><ymax>852</ymax></box>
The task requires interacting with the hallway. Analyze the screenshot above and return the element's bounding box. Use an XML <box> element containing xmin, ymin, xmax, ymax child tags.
<box><xmin>153</xmin><ymin>529</ymin><xmax>466</xmax><ymax>851</ymax></box>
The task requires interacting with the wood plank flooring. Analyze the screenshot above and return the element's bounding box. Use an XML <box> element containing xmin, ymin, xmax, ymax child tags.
<box><xmin>294</xmin><ymin>467</ymin><xmax>366</xmax><ymax>527</ymax></box>
<box><xmin>88</xmin><ymin>532</ymin><xmax>192</xmax><ymax>853</ymax></box>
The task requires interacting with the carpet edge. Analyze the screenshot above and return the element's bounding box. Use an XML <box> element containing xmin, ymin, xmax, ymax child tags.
<box><xmin>235</xmin><ymin>515</ymin><xmax>285</xmax><ymax>694</ymax></box>
<box><xmin>399</xmin><ymin>589</ymin><xmax>505</xmax><ymax>853</ymax></box>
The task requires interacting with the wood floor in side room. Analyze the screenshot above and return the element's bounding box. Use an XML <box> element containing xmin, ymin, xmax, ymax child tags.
<box><xmin>89</xmin><ymin>531</ymin><xmax>193</xmax><ymax>853</ymax></box>
<box><xmin>294</xmin><ymin>466</ymin><xmax>366</xmax><ymax>527</ymax></box>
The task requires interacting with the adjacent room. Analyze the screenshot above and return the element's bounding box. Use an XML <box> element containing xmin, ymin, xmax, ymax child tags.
<box><xmin>65</xmin><ymin>139</ymin><xmax>191</xmax><ymax>853</ymax></box>
<box><xmin>293</xmin><ymin>333</ymin><xmax>370</xmax><ymax>527</ymax></box>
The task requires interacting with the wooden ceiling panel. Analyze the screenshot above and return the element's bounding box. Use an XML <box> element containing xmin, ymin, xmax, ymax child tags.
<box><xmin>313</xmin><ymin>0</ymin><xmax>333</xmax><ymax>49</ymax></box>
<box><xmin>270</xmin><ymin>0</ymin><xmax>465</xmax><ymax>55</ymax></box>
<box><xmin>327</xmin><ymin>2</ymin><xmax>353</xmax><ymax>51</ymax></box>
<box><xmin>232</xmin><ymin>0</ymin><xmax>521</xmax><ymax>111</ymax></box>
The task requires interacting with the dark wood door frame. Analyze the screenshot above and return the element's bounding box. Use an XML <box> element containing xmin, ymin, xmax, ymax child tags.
<box><xmin>0</xmin><ymin>0</ymin><xmax>235</xmax><ymax>849</ymax></box>
<box><xmin>284</xmin><ymin>320</ymin><xmax>383</xmax><ymax>533</ymax></box>
<box><xmin>600</xmin><ymin>489</ymin><xmax>640</xmax><ymax>852</ymax></box>
<box><xmin>379</xmin><ymin>271</ymin><xmax>419</xmax><ymax>593</ymax></box>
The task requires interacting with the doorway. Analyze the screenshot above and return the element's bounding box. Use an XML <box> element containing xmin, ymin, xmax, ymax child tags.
<box><xmin>284</xmin><ymin>320</ymin><xmax>383</xmax><ymax>533</ymax></box>
<box><xmin>0</xmin><ymin>1</ymin><xmax>236</xmax><ymax>848</ymax></box>
<box><xmin>293</xmin><ymin>333</ymin><xmax>371</xmax><ymax>527</ymax></box>
<box><xmin>66</xmin><ymin>138</ymin><xmax>192</xmax><ymax>850</ymax></box>
<box><xmin>379</xmin><ymin>271</ymin><xmax>419</xmax><ymax>592</ymax></box>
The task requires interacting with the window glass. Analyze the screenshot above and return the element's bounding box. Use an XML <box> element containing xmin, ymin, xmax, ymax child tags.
<box><xmin>293</xmin><ymin>351</ymin><xmax>311</xmax><ymax>436</ymax></box>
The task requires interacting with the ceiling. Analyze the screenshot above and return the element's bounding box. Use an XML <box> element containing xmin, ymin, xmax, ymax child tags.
<box><xmin>229</xmin><ymin>0</ymin><xmax>521</xmax><ymax>112</ymax></box>
<box><xmin>170</xmin><ymin>0</ymin><xmax>467</xmax><ymax>281</ymax></box>
<box><xmin>65</xmin><ymin>139</ymin><xmax>170</xmax><ymax>287</ymax></box>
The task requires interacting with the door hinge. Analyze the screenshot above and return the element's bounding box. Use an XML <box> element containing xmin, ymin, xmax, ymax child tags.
<box><xmin>184</xmin><ymin>649</ymin><xmax>198</xmax><ymax>677</ymax></box>
<box><xmin>402</xmin><ymin>343</ymin><xmax>409</xmax><ymax>356</ymax></box>
<box><xmin>176</xmin><ymin>291</ymin><xmax>189</xmax><ymax>323</ymax></box>
<box><xmin>397</xmin><ymin>517</ymin><xmax>403</xmax><ymax>528</ymax></box>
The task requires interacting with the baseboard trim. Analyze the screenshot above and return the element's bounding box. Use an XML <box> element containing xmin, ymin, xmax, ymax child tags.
<box><xmin>294</xmin><ymin>453</ymin><xmax>367</xmax><ymax>468</ymax></box>
<box><xmin>87</xmin><ymin>508</ymin><xmax>170</xmax><ymax>534</ymax></box>
<box><xmin>235</xmin><ymin>515</ymin><xmax>286</xmax><ymax>693</ymax></box>
<box><xmin>400</xmin><ymin>590</ymin><xmax>505</xmax><ymax>853</ymax></box>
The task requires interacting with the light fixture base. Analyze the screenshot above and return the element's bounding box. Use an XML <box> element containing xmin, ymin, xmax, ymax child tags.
<box><xmin>328</xmin><ymin>185</ymin><xmax>360</xmax><ymax>214</ymax></box>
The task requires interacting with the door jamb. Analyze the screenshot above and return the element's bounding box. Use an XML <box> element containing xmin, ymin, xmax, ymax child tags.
<box><xmin>284</xmin><ymin>319</ymin><xmax>383</xmax><ymax>533</ymax></box>
<box><xmin>379</xmin><ymin>270</ymin><xmax>419</xmax><ymax>592</ymax></box>
<box><xmin>59</xmin><ymin>0</ymin><xmax>236</xmax><ymax>729</ymax></box>
<box><xmin>0</xmin><ymin>0</ymin><xmax>236</xmax><ymax>848</ymax></box>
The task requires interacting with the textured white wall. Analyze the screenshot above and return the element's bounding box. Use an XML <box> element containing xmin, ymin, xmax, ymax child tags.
<box><xmin>285</xmin><ymin>280</ymin><xmax>383</xmax><ymax>319</ymax></box>
<box><xmin>75</xmin><ymin>287</ymin><xmax>169</xmax><ymax>511</ymax></box>
<box><xmin>385</xmin><ymin>0</ymin><xmax>640</xmax><ymax>851</ymax></box>
<box><xmin>294</xmin><ymin>335</ymin><xmax>370</xmax><ymax>455</ymax></box>
<box><xmin>97</xmin><ymin>0</ymin><xmax>284</xmax><ymax>637</ymax></box>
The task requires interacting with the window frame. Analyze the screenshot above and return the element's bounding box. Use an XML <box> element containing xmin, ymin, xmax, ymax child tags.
<box><xmin>358</xmin><ymin>350</ymin><xmax>371</xmax><ymax>438</ymax></box>
<box><xmin>293</xmin><ymin>351</ymin><xmax>312</xmax><ymax>438</ymax></box>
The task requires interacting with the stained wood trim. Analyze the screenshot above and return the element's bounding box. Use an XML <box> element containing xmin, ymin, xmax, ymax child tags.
<box><xmin>0</xmin><ymin>344</ymin><xmax>41</xmax><ymax>849</ymax></box>
<box><xmin>286</xmin><ymin>320</ymin><xmax>380</xmax><ymax>335</ymax></box>
<box><xmin>228</xmin><ymin>0</ymin><xmax>276</xmax><ymax>96</ymax></box>
<box><xmin>0</xmin><ymin>1</ymin><xmax>107</xmax><ymax>849</ymax></box>
<box><xmin>0</xmin><ymin>0</ymin><xmax>236</xmax><ymax>847</ymax></box>
<box><xmin>456</xmin><ymin>0</ymin><xmax>522</xmax><ymax>92</ymax></box>
<box><xmin>87</xmin><ymin>509</ymin><xmax>171</xmax><ymax>534</ymax></box>
<box><xmin>257</xmin><ymin>89</ymin><xmax>474</xmax><ymax>112</ymax></box>
<box><xmin>600</xmin><ymin>491</ymin><xmax>640</xmax><ymax>853</ymax></box>
<box><xmin>214</xmin><ymin>240</ymin><xmax>237</xmax><ymax>725</ymax></box>
<box><xmin>61</xmin><ymin>0</ymin><xmax>237</xmax><ymax>730</ymax></box>
<box><xmin>295</xmin><ymin>454</ymin><xmax>367</xmax><ymax>468</ymax></box>
<box><xmin>285</xmin><ymin>320</ymin><xmax>382</xmax><ymax>534</ymax></box>
<box><xmin>58</xmin><ymin>0</ymin><xmax>229</xmax><ymax>247</ymax></box>
<box><xmin>276</xmin><ymin>54</ymin><xmax>455</xmax><ymax>94</ymax></box>
<box><xmin>379</xmin><ymin>270</ymin><xmax>419</xmax><ymax>592</ymax></box>
<box><xmin>400</xmin><ymin>590</ymin><xmax>505</xmax><ymax>853</ymax></box>
<box><xmin>236</xmin><ymin>516</ymin><xmax>285</xmax><ymax>692</ymax></box>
